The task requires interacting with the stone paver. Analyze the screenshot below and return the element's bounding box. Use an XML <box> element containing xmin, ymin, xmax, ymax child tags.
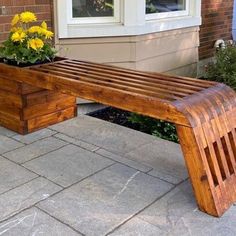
<box><xmin>124</xmin><ymin>139</ymin><xmax>188</xmax><ymax>185</ymax></box>
<box><xmin>0</xmin><ymin>127</ymin><xmax>16</xmax><ymax>137</ymax></box>
<box><xmin>0</xmin><ymin>115</ymin><xmax>235</xmax><ymax>235</ymax></box>
<box><xmin>55</xmin><ymin>133</ymin><xmax>99</xmax><ymax>152</ymax></box>
<box><xmin>96</xmin><ymin>148</ymin><xmax>152</xmax><ymax>173</ymax></box>
<box><xmin>0</xmin><ymin>135</ymin><xmax>24</xmax><ymax>154</ymax></box>
<box><xmin>108</xmin><ymin>217</ymin><xmax>162</xmax><ymax>236</ymax></box>
<box><xmin>0</xmin><ymin>207</ymin><xmax>81</xmax><ymax>236</ymax></box>
<box><xmin>0</xmin><ymin>157</ymin><xmax>37</xmax><ymax>195</ymax></box>
<box><xmin>138</xmin><ymin>181</ymin><xmax>236</xmax><ymax>236</ymax></box>
<box><xmin>0</xmin><ymin>177</ymin><xmax>61</xmax><ymax>222</ymax></box>
<box><xmin>51</xmin><ymin>115</ymin><xmax>154</xmax><ymax>155</ymax></box>
<box><xmin>3</xmin><ymin>137</ymin><xmax>67</xmax><ymax>164</ymax></box>
<box><xmin>38</xmin><ymin>163</ymin><xmax>173</xmax><ymax>236</ymax></box>
<box><xmin>23</xmin><ymin>144</ymin><xmax>114</xmax><ymax>187</ymax></box>
<box><xmin>12</xmin><ymin>128</ymin><xmax>57</xmax><ymax>144</ymax></box>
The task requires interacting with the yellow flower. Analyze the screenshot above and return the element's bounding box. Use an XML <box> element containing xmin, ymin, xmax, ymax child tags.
<box><xmin>41</xmin><ymin>21</ymin><xmax>47</xmax><ymax>30</ymax></box>
<box><xmin>27</xmin><ymin>38</ymin><xmax>44</xmax><ymax>50</ymax></box>
<box><xmin>11</xmin><ymin>27</ymin><xmax>23</xmax><ymax>33</ymax></box>
<box><xmin>11</xmin><ymin>14</ymin><xmax>20</xmax><ymax>26</ymax></box>
<box><xmin>42</xmin><ymin>29</ymin><xmax>54</xmax><ymax>39</ymax></box>
<box><xmin>11</xmin><ymin>31</ymin><xmax>26</xmax><ymax>43</ymax></box>
<box><xmin>20</xmin><ymin>11</ymin><xmax>37</xmax><ymax>23</ymax></box>
<box><xmin>28</xmin><ymin>26</ymin><xmax>43</xmax><ymax>34</ymax></box>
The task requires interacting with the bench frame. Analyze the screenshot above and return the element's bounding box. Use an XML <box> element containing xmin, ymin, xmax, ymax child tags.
<box><xmin>0</xmin><ymin>58</ymin><xmax>235</xmax><ymax>217</ymax></box>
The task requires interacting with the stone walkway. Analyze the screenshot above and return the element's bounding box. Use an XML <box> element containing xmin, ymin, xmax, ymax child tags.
<box><xmin>0</xmin><ymin>115</ymin><xmax>235</xmax><ymax>236</ymax></box>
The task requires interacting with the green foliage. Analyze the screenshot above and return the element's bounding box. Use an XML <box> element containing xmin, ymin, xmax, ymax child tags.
<box><xmin>0</xmin><ymin>34</ymin><xmax>56</xmax><ymax>65</ymax></box>
<box><xmin>128</xmin><ymin>113</ymin><xmax>178</xmax><ymax>143</ymax></box>
<box><xmin>204</xmin><ymin>45</ymin><xmax>236</xmax><ymax>91</ymax></box>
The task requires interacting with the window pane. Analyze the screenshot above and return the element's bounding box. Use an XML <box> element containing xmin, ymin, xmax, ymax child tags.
<box><xmin>146</xmin><ymin>0</ymin><xmax>186</xmax><ymax>14</ymax></box>
<box><xmin>73</xmin><ymin>0</ymin><xmax>114</xmax><ymax>17</ymax></box>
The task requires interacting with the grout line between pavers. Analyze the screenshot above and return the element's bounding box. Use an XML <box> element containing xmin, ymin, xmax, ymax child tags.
<box><xmin>10</xmin><ymin>130</ymin><xmax>59</xmax><ymax>145</ymax></box>
<box><xmin>0</xmin><ymin>175</ymin><xmax>39</xmax><ymax>197</ymax></box>
<box><xmin>52</xmin><ymin>133</ymin><xmax>185</xmax><ymax>186</ymax></box>
<box><xmin>35</xmin><ymin>206</ymin><xmax>86</xmax><ymax>236</ymax></box>
<box><xmin>19</xmin><ymin>143</ymin><xmax>70</xmax><ymax>165</ymax></box>
<box><xmin>52</xmin><ymin>133</ymin><xmax>100</xmax><ymax>153</ymax></box>
<box><xmin>105</xmin><ymin>180</ymin><xmax>184</xmax><ymax>236</ymax></box>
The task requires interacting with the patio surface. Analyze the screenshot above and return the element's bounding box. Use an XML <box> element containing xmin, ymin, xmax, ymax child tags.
<box><xmin>0</xmin><ymin>114</ymin><xmax>236</xmax><ymax>236</ymax></box>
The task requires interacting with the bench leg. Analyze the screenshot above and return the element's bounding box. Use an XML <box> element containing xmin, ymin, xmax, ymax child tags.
<box><xmin>176</xmin><ymin>116</ymin><xmax>236</xmax><ymax>217</ymax></box>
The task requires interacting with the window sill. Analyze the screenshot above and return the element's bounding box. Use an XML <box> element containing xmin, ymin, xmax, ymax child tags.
<box><xmin>59</xmin><ymin>16</ymin><xmax>201</xmax><ymax>39</ymax></box>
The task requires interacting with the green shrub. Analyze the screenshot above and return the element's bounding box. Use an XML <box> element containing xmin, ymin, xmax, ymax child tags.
<box><xmin>128</xmin><ymin>113</ymin><xmax>178</xmax><ymax>143</ymax></box>
<box><xmin>204</xmin><ymin>45</ymin><xmax>236</xmax><ymax>91</ymax></box>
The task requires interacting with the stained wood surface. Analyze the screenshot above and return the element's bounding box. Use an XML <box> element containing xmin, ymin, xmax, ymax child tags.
<box><xmin>0</xmin><ymin>73</ymin><xmax>77</xmax><ymax>134</ymax></box>
<box><xmin>0</xmin><ymin>59</ymin><xmax>235</xmax><ymax>217</ymax></box>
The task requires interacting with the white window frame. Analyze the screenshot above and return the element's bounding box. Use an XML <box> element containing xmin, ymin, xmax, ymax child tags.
<box><xmin>57</xmin><ymin>0</ymin><xmax>201</xmax><ymax>38</ymax></box>
<box><xmin>146</xmin><ymin>0</ymin><xmax>190</xmax><ymax>20</ymax></box>
<box><xmin>68</xmin><ymin>0</ymin><xmax>120</xmax><ymax>24</ymax></box>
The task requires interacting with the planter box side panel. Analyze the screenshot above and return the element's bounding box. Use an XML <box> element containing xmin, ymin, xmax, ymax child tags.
<box><xmin>0</xmin><ymin>75</ymin><xmax>77</xmax><ymax>135</ymax></box>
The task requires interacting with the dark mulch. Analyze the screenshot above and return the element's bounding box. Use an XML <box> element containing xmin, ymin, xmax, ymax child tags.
<box><xmin>88</xmin><ymin>107</ymin><xmax>145</xmax><ymax>133</ymax></box>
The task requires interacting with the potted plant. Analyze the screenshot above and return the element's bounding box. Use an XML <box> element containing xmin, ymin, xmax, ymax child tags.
<box><xmin>0</xmin><ymin>11</ymin><xmax>77</xmax><ymax>134</ymax></box>
<box><xmin>0</xmin><ymin>11</ymin><xmax>56</xmax><ymax>66</ymax></box>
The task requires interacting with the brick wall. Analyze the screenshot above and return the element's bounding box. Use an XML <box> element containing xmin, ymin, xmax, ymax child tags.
<box><xmin>0</xmin><ymin>0</ymin><xmax>53</xmax><ymax>43</ymax></box>
<box><xmin>200</xmin><ymin>0</ymin><xmax>234</xmax><ymax>60</ymax></box>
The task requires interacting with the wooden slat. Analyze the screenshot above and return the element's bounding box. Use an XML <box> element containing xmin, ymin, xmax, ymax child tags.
<box><xmin>23</xmin><ymin>97</ymin><xmax>76</xmax><ymax>120</ymax></box>
<box><xmin>67</xmin><ymin>59</ymin><xmax>216</xmax><ymax>87</ymax></box>
<box><xmin>27</xmin><ymin>106</ymin><xmax>77</xmax><ymax>133</ymax></box>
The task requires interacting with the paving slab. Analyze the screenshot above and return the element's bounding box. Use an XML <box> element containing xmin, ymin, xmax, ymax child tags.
<box><xmin>0</xmin><ymin>207</ymin><xmax>81</xmax><ymax>236</ymax></box>
<box><xmin>0</xmin><ymin>135</ymin><xmax>24</xmax><ymax>154</ymax></box>
<box><xmin>38</xmin><ymin>163</ymin><xmax>173</xmax><ymax>236</ymax></box>
<box><xmin>0</xmin><ymin>157</ymin><xmax>37</xmax><ymax>195</ymax></box>
<box><xmin>23</xmin><ymin>144</ymin><xmax>114</xmax><ymax>187</ymax></box>
<box><xmin>12</xmin><ymin>128</ymin><xmax>57</xmax><ymax>144</ymax></box>
<box><xmin>50</xmin><ymin>115</ymin><xmax>105</xmax><ymax>137</ymax></box>
<box><xmin>137</xmin><ymin>181</ymin><xmax>236</xmax><ymax>236</ymax></box>
<box><xmin>0</xmin><ymin>177</ymin><xmax>61</xmax><ymax>222</ymax></box>
<box><xmin>3</xmin><ymin>137</ymin><xmax>68</xmax><ymax>164</ymax></box>
<box><xmin>96</xmin><ymin>148</ymin><xmax>152</xmax><ymax>173</ymax></box>
<box><xmin>109</xmin><ymin>217</ymin><xmax>162</xmax><ymax>236</ymax></box>
<box><xmin>0</xmin><ymin>127</ymin><xmax>17</xmax><ymax>138</ymax></box>
<box><xmin>124</xmin><ymin>139</ymin><xmax>188</xmax><ymax>185</ymax></box>
<box><xmin>55</xmin><ymin>133</ymin><xmax>99</xmax><ymax>152</ymax></box>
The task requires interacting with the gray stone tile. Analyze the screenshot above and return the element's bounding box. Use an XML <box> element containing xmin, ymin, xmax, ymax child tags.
<box><xmin>50</xmin><ymin>115</ymin><xmax>104</xmax><ymax>137</ymax></box>
<box><xmin>124</xmin><ymin>139</ymin><xmax>188</xmax><ymax>184</ymax></box>
<box><xmin>0</xmin><ymin>207</ymin><xmax>81</xmax><ymax>236</ymax></box>
<box><xmin>0</xmin><ymin>135</ymin><xmax>24</xmax><ymax>154</ymax></box>
<box><xmin>109</xmin><ymin>217</ymin><xmax>162</xmax><ymax>236</ymax></box>
<box><xmin>3</xmin><ymin>137</ymin><xmax>68</xmax><ymax>164</ymax></box>
<box><xmin>76</xmin><ymin>122</ymin><xmax>154</xmax><ymax>155</ymax></box>
<box><xmin>0</xmin><ymin>177</ymin><xmax>61</xmax><ymax>221</ymax></box>
<box><xmin>55</xmin><ymin>133</ymin><xmax>99</xmax><ymax>152</ymax></box>
<box><xmin>23</xmin><ymin>144</ymin><xmax>114</xmax><ymax>187</ymax></box>
<box><xmin>96</xmin><ymin>148</ymin><xmax>152</xmax><ymax>173</ymax></box>
<box><xmin>50</xmin><ymin>115</ymin><xmax>154</xmax><ymax>155</ymax></box>
<box><xmin>138</xmin><ymin>181</ymin><xmax>236</xmax><ymax>236</ymax></box>
<box><xmin>12</xmin><ymin>128</ymin><xmax>57</xmax><ymax>144</ymax></box>
<box><xmin>38</xmin><ymin>164</ymin><xmax>173</xmax><ymax>236</ymax></box>
<box><xmin>0</xmin><ymin>157</ymin><xmax>37</xmax><ymax>195</ymax></box>
<box><xmin>0</xmin><ymin>127</ymin><xmax>17</xmax><ymax>138</ymax></box>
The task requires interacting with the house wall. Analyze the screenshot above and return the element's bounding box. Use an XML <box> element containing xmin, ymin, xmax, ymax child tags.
<box><xmin>0</xmin><ymin>0</ymin><xmax>53</xmax><ymax>43</ymax></box>
<box><xmin>200</xmin><ymin>0</ymin><xmax>234</xmax><ymax>60</ymax></box>
<box><xmin>56</xmin><ymin>27</ymin><xmax>199</xmax><ymax>77</ymax></box>
<box><xmin>0</xmin><ymin>1</ymin><xmax>234</xmax><ymax>75</ymax></box>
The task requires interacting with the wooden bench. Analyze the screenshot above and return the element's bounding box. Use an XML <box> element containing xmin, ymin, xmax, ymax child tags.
<box><xmin>0</xmin><ymin>58</ymin><xmax>236</xmax><ymax>217</ymax></box>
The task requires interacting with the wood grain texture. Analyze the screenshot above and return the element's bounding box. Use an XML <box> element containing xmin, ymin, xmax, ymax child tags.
<box><xmin>0</xmin><ymin>72</ymin><xmax>77</xmax><ymax>134</ymax></box>
<box><xmin>0</xmin><ymin>59</ymin><xmax>235</xmax><ymax>217</ymax></box>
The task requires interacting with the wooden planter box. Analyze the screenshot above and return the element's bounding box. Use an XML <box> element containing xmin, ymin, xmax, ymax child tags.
<box><xmin>0</xmin><ymin>61</ymin><xmax>77</xmax><ymax>134</ymax></box>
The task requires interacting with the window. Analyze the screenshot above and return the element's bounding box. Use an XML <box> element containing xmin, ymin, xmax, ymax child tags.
<box><xmin>57</xmin><ymin>0</ymin><xmax>201</xmax><ymax>38</ymax></box>
<box><xmin>69</xmin><ymin>0</ymin><xmax>120</xmax><ymax>24</ymax></box>
<box><xmin>146</xmin><ymin>0</ymin><xmax>189</xmax><ymax>20</ymax></box>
